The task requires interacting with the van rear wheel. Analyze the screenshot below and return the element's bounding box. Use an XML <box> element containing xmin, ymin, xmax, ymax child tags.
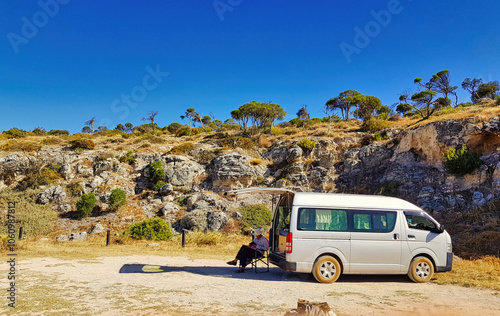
<box><xmin>408</xmin><ymin>256</ymin><xmax>434</xmax><ymax>283</ymax></box>
<box><xmin>312</xmin><ymin>256</ymin><xmax>341</xmax><ymax>283</ymax></box>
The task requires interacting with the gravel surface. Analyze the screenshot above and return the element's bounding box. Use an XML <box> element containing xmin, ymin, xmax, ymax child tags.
<box><xmin>4</xmin><ymin>255</ymin><xmax>500</xmax><ymax>316</ymax></box>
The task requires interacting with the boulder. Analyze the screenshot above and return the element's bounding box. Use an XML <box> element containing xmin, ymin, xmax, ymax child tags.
<box><xmin>286</xmin><ymin>145</ymin><xmax>303</xmax><ymax>163</ymax></box>
<box><xmin>207</xmin><ymin>211</ymin><xmax>228</xmax><ymax>231</ymax></box>
<box><xmin>163</xmin><ymin>155</ymin><xmax>204</xmax><ymax>187</ymax></box>
<box><xmin>69</xmin><ymin>232</ymin><xmax>87</xmax><ymax>241</ymax></box>
<box><xmin>57</xmin><ymin>204</ymin><xmax>72</xmax><ymax>212</ymax></box>
<box><xmin>180</xmin><ymin>209</ymin><xmax>208</xmax><ymax>231</ymax></box>
<box><xmin>89</xmin><ymin>224</ymin><xmax>105</xmax><ymax>234</ymax></box>
<box><xmin>37</xmin><ymin>186</ymin><xmax>67</xmax><ymax>204</ymax></box>
<box><xmin>210</xmin><ymin>153</ymin><xmax>266</xmax><ymax>190</ymax></box>
<box><xmin>60</xmin><ymin>164</ymin><xmax>74</xmax><ymax>180</ymax></box>
<box><xmin>159</xmin><ymin>183</ymin><xmax>174</xmax><ymax>195</ymax></box>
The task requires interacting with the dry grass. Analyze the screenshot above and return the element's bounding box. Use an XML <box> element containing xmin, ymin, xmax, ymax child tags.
<box><xmin>13</xmin><ymin>233</ymin><xmax>250</xmax><ymax>261</ymax></box>
<box><xmin>433</xmin><ymin>256</ymin><xmax>500</xmax><ymax>290</ymax></box>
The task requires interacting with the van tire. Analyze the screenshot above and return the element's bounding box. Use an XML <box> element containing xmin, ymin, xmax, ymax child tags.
<box><xmin>312</xmin><ymin>256</ymin><xmax>341</xmax><ymax>283</ymax></box>
<box><xmin>408</xmin><ymin>256</ymin><xmax>434</xmax><ymax>283</ymax></box>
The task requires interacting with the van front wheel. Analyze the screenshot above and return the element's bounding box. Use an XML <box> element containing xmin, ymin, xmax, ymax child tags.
<box><xmin>408</xmin><ymin>256</ymin><xmax>434</xmax><ymax>283</ymax></box>
<box><xmin>312</xmin><ymin>256</ymin><xmax>341</xmax><ymax>283</ymax></box>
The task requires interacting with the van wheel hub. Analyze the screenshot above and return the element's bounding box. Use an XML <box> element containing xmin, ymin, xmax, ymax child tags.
<box><xmin>319</xmin><ymin>262</ymin><xmax>336</xmax><ymax>279</ymax></box>
<box><xmin>415</xmin><ymin>262</ymin><xmax>431</xmax><ymax>279</ymax></box>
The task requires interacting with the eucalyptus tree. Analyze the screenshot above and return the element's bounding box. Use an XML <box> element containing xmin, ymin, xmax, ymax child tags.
<box><xmin>462</xmin><ymin>78</ymin><xmax>483</xmax><ymax>102</ymax></box>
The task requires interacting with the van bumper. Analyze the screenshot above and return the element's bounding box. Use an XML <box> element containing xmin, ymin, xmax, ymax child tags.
<box><xmin>437</xmin><ymin>252</ymin><xmax>453</xmax><ymax>272</ymax></box>
<box><xmin>269</xmin><ymin>253</ymin><xmax>297</xmax><ymax>271</ymax></box>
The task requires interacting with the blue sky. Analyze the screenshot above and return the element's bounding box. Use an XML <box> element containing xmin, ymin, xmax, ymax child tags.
<box><xmin>1</xmin><ymin>0</ymin><xmax>499</xmax><ymax>133</ymax></box>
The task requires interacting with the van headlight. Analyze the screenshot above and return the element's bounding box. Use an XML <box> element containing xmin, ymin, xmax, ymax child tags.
<box><xmin>447</xmin><ymin>243</ymin><xmax>452</xmax><ymax>252</ymax></box>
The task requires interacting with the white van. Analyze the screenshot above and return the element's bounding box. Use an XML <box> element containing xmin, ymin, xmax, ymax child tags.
<box><xmin>228</xmin><ymin>188</ymin><xmax>453</xmax><ymax>283</ymax></box>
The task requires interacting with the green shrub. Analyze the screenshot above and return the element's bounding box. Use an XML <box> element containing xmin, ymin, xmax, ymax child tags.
<box><xmin>219</xmin><ymin>136</ymin><xmax>254</xmax><ymax>150</ymax></box>
<box><xmin>76</xmin><ymin>193</ymin><xmax>97</xmax><ymax>218</ymax></box>
<box><xmin>176</xmin><ymin>195</ymin><xmax>190</xmax><ymax>208</ymax></box>
<box><xmin>48</xmin><ymin>129</ymin><xmax>70</xmax><ymax>136</ymax></box>
<box><xmin>109</xmin><ymin>188</ymin><xmax>126</xmax><ymax>211</ymax></box>
<box><xmin>360</xmin><ymin>117</ymin><xmax>391</xmax><ymax>132</ymax></box>
<box><xmin>46</xmin><ymin>163</ymin><xmax>62</xmax><ymax>173</ymax></box>
<box><xmin>297</xmin><ymin>138</ymin><xmax>316</xmax><ymax>153</ymax></box>
<box><xmin>373</xmin><ymin>132</ymin><xmax>389</xmax><ymax>141</ymax></box>
<box><xmin>126</xmin><ymin>217</ymin><xmax>173</xmax><ymax>241</ymax></box>
<box><xmin>119</xmin><ymin>151</ymin><xmax>136</xmax><ymax>165</ymax></box>
<box><xmin>154</xmin><ymin>180</ymin><xmax>166</xmax><ymax>191</ymax></box>
<box><xmin>168</xmin><ymin>142</ymin><xmax>194</xmax><ymax>155</ymax></box>
<box><xmin>19</xmin><ymin>169</ymin><xmax>61</xmax><ymax>190</ymax></box>
<box><xmin>0</xmin><ymin>189</ymin><xmax>58</xmax><ymax>237</ymax></box>
<box><xmin>31</xmin><ymin>127</ymin><xmax>47</xmax><ymax>135</ymax></box>
<box><xmin>443</xmin><ymin>145</ymin><xmax>482</xmax><ymax>176</ymax></box>
<box><xmin>70</xmin><ymin>138</ymin><xmax>95</xmax><ymax>150</ymax></box>
<box><xmin>167</xmin><ymin>122</ymin><xmax>184</xmax><ymax>134</ymax></box>
<box><xmin>149</xmin><ymin>160</ymin><xmax>165</xmax><ymax>185</ymax></box>
<box><xmin>238</xmin><ymin>204</ymin><xmax>272</xmax><ymax>231</ymax></box>
<box><xmin>3</xmin><ymin>128</ymin><xmax>26</xmax><ymax>138</ymax></box>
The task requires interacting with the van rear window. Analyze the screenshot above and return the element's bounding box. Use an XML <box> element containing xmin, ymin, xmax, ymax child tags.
<box><xmin>297</xmin><ymin>208</ymin><xmax>348</xmax><ymax>231</ymax></box>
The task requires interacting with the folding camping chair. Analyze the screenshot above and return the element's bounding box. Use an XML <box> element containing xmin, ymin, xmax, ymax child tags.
<box><xmin>248</xmin><ymin>230</ymin><xmax>270</xmax><ymax>273</ymax></box>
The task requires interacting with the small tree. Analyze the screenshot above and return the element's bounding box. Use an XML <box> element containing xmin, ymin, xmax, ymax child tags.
<box><xmin>462</xmin><ymin>78</ymin><xmax>483</xmax><ymax>102</ymax></box>
<box><xmin>142</xmin><ymin>111</ymin><xmax>159</xmax><ymax>133</ymax></box>
<box><xmin>84</xmin><ymin>117</ymin><xmax>96</xmax><ymax>134</ymax></box>
<box><xmin>109</xmin><ymin>188</ymin><xmax>126</xmax><ymax>211</ymax></box>
<box><xmin>296</xmin><ymin>105</ymin><xmax>310</xmax><ymax>129</ymax></box>
<box><xmin>76</xmin><ymin>193</ymin><xmax>97</xmax><ymax>218</ymax></box>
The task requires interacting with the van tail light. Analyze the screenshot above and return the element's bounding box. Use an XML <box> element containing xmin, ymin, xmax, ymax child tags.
<box><xmin>286</xmin><ymin>232</ymin><xmax>293</xmax><ymax>253</ymax></box>
<box><xmin>268</xmin><ymin>229</ymin><xmax>271</xmax><ymax>246</ymax></box>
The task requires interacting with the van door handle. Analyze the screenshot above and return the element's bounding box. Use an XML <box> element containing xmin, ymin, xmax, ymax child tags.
<box><xmin>393</xmin><ymin>233</ymin><xmax>399</xmax><ymax>240</ymax></box>
<box><xmin>408</xmin><ymin>234</ymin><xmax>416</xmax><ymax>240</ymax></box>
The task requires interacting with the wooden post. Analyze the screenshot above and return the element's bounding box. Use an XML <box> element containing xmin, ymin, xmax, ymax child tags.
<box><xmin>18</xmin><ymin>227</ymin><xmax>23</xmax><ymax>239</ymax></box>
<box><xmin>182</xmin><ymin>229</ymin><xmax>186</xmax><ymax>247</ymax></box>
<box><xmin>106</xmin><ymin>230</ymin><xmax>110</xmax><ymax>246</ymax></box>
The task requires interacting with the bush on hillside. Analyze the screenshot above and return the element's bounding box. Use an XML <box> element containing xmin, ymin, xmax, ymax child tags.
<box><xmin>126</xmin><ymin>217</ymin><xmax>173</xmax><ymax>241</ymax></box>
<box><xmin>48</xmin><ymin>129</ymin><xmax>70</xmax><ymax>136</ymax></box>
<box><xmin>70</xmin><ymin>138</ymin><xmax>95</xmax><ymax>150</ymax></box>
<box><xmin>237</xmin><ymin>204</ymin><xmax>272</xmax><ymax>233</ymax></box>
<box><xmin>149</xmin><ymin>160</ymin><xmax>164</xmax><ymax>185</ymax></box>
<box><xmin>76</xmin><ymin>193</ymin><xmax>97</xmax><ymax>218</ymax></box>
<box><xmin>219</xmin><ymin>136</ymin><xmax>254</xmax><ymax>150</ymax></box>
<box><xmin>297</xmin><ymin>138</ymin><xmax>316</xmax><ymax>153</ymax></box>
<box><xmin>443</xmin><ymin>145</ymin><xmax>482</xmax><ymax>176</ymax></box>
<box><xmin>3</xmin><ymin>128</ymin><xmax>26</xmax><ymax>138</ymax></box>
<box><xmin>360</xmin><ymin>117</ymin><xmax>391</xmax><ymax>132</ymax></box>
<box><xmin>168</xmin><ymin>142</ymin><xmax>194</xmax><ymax>155</ymax></box>
<box><xmin>109</xmin><ymin>188</ymin><xmax>126</xmax><ymax>211</ymax></box>
<box><xmin>19</xmin><ymin>169</ymin><xmax>61</xmax><ymax>190</ymax></box>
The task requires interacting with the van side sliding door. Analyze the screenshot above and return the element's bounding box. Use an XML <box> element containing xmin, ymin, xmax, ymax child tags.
<box><xmin>349</xmin><ymin>210</ymin><xmax>403</xmax><ymax>273</ymax></box>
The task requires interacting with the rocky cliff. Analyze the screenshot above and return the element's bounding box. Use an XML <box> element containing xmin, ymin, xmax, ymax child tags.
<box><xmin>1</xmin><ymin>116</ymin><xmax>499</xmax><ymax>256</ymax></box>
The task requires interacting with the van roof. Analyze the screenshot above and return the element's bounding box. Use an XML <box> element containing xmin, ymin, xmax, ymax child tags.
<box><xmin>293</xmin><ymin>192</ymin><xmax>423</xmax><ymax>211</ymax></box>
<box><xmin>226</xmin><ymin>187</ymin><xmax>423</xmax><ymax>211</ymax></box>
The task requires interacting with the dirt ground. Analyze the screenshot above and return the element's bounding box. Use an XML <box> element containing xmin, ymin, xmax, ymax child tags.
<box><xmin>3</xmin><ymin>255</ymin><xmax>500</xmax><ymax>316</ymax></box>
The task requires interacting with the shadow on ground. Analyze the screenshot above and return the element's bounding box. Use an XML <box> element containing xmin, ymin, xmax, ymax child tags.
<box><xmin>119</xmin><ymin>263</ymin><xmax>411</xmax><ymax>283</ymax></box>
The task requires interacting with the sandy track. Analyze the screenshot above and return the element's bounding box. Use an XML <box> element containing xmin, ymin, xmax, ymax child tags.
<box><xmin>3</xmin><ymin>255</ymin><xmax>499</xmax><ymax>316</ymax></box>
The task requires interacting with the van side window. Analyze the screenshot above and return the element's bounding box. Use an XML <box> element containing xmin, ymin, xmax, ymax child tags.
<box><xmin>297</xmin><ymin>208</ymin><xmax>348</xmax><ymax>231</ymax></box>
<box><xmin>404</xmin><ymin>211</ymin><xmax>437</xmax><ymax>232</ymax></box>
<box><xmin>352</xmin><ymin>211</ymin><xmax>397</xmax><ymax>232</ymax></box>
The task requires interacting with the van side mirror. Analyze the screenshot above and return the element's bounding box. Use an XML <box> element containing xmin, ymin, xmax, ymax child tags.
<box><xmin>438</xmin><ymin>225</ymin><xmax>445</xmax><ymax>233</ymax></box>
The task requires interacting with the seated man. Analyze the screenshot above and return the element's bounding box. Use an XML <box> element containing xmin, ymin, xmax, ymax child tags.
<box><xmin>227</xmin><ymin>228</ymin><xmax>269</xmax><ymax>273</ymax></box>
